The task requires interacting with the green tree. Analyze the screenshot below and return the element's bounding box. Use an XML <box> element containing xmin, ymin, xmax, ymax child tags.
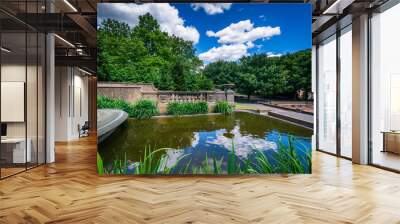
<box><xmin>98</xmin><ymin>15</ymin><xmax>310</xmax><ymax>97</ymax></box>
<box><xmin>237</xmin><ymin>73</ymin><xmax>258</xmax><ymax>100</ymax></box>
<box><xmin>98</xmin><ymin>14</ymin><xmax>213</xmax><ymax>91</ymax></box>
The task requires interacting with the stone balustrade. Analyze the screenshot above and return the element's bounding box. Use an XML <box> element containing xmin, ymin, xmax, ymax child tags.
<box><xmin>98</xmin><ymin>82</ymin><xmax>235</xmax><ymax>105</ymax></box>
<box><xmin>157</xmin><ymin>91</ymin><xmax>233</xmax><ymax>103</ymax></box>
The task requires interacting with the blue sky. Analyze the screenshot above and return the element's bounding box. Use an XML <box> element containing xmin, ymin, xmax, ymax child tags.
<box><xmin>98</xmin><ymin>3</ymin><xmax>311</xmax><ymax>63</ymax></box>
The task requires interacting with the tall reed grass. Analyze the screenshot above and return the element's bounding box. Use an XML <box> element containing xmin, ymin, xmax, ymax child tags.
<box><xmin>214</xmin><ymin>100</ymin><xmax>234</xmax><ymax>115</ymax></box>
<box><xmin>97</xmin><ymin>137</ymin><xmax>311</xmax><ymax>175</ymax></box>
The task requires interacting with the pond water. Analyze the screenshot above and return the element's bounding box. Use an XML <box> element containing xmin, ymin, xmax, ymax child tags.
<box><xmin>98</xmin><ymin>112</ymin><xmax>313</xmax><ymax>174</ymax></box>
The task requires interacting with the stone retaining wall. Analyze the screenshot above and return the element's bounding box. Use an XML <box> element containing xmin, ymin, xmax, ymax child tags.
<box><xmin>97</xmin><ymin>82</ymin><xmax>235</xmax><ymax>109</ymax></box>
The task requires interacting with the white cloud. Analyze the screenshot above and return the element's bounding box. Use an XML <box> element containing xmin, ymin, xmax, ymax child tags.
<box><xmin>206</xmin><ymin>19</ymin><xmax>280</xmax><ymax>44</ymax></box>
<box><xmin>267</xmin><ymin>52</ymin><xmax>283</xmax><ymax>57</ymax></box>
<box><xmin>246</xmin><ymin>41</ymin><xmax>254</xmax><ymax>48</ymax></box>
<box><xmin>207</xmin><ymin>127</ymin><xmax>277</xmax><ymax>158</ymax></box>
<box><xmin>200</xmin><ymin>20</ymin><xmax>281</xmax><ymax>63</ymax></box>
<box><xmin>199</xmin><ymin>44</ymin><xmax>248</xmax><ymax>63</ymax></box>
<box><xmin>98</xmin><ymin>3</ymin><xmax>200</xmax><ymax>44</ymax></box>
<box><xmin>190</xmin><ymin>3</ymin><xmax>232</xmax><ymax>15</ymax></box>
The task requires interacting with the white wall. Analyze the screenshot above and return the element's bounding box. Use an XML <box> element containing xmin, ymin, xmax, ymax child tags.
<box><xmin>55</xmin><ymin>67</ymin><xmax>89</xmax><ymax>141</ymax></box>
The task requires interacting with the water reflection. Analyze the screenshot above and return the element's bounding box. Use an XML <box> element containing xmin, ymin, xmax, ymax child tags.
<box><xmin>207</xmin><ymin>126</ymin><xmax>278</xmax><ymax>158</ymax></box>
<box><xmin>99</xmin><ymin>112</ymin><xmax>312</xmax><ymax>172</ymax></box>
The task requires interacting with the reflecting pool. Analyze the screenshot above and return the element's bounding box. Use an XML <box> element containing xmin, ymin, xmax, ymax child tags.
<box><xmin>98</xmin><ymin>112</ymin><xmax>313</xmax><ymax>174</ymax></box>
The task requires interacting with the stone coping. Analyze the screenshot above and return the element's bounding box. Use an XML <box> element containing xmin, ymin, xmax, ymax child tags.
<box><xmin>97</xmin><ymin>109</ymin><xmax>128</xmax><ymax>139</ymax></box>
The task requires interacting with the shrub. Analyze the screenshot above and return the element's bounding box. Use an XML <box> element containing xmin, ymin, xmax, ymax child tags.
<box><xmin>214</xmin><ymin>100</ymin><xmax>234</xmax><ymax>115</ymax></box>
<box><xmin>131</xmin><ymin>99</ymin><xmax>158</xmax><ymax>119</ymax></box>
<box><xmin>97</xmin><ymin>96</ymin><xmax>134</xmax><ymax>115</ymax></box>
<box><xmin>97</xmin><ymin>96</ymin><xmax>158</xmax><ymax>119</ymax></box>
<box><xmin>167</xmin><ymin>101</ymin><xmax>208</xmax><ymax>115</ymax></box>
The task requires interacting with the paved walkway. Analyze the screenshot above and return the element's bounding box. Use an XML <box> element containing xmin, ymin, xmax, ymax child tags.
<box><xmin>236</xmin><ymin>103</ymin><xmax>314</xmax><ymax>126</ymax></box>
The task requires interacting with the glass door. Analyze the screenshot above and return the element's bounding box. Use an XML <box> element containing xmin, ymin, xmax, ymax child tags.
<box><xmin>0</xmin><ymin>1</ymin><xmax>47</xmax><ymax>179</ymax></box>
<box><xmin>339</xmin><ymin>25</ymin><xmax>352</xmax><ymax>158</ymax></box>
<box><xmin>317</xmin><ymin>34</ymin><xmax>337</xmax><ymax>154</ymax></box>
<box><xmin>1</xmin><ymin>30</ymin><xmax>28</xmax><ymax>178</ymax></box>
<box><xmin>370</xmin><ymin>3</ymin><xmax>400</xmax><ymax>171</ymax></box>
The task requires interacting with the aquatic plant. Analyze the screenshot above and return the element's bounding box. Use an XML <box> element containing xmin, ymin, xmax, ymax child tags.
<box><xmin>190</xmin><ymin>153</ymin><xmax>224</xmax><ymax>175</ymax></box>
<box><xmin>99</xmin><ymin>147</ymin><xmax>189</xmax><ymax>175</ymax></box>
<box><xmin>97</xmin><ymin>152</ymin><xmax>104</xmax><ymax>175</ymax></box>
<box><xmin>131</xmin><ymin>99</ymin><xmax>158</xmax><ymax>119</ymax></box>
<box><xmin>166</xmin><ymin>101</ymin><xmax>208</xmax><ymax>115</ymax></box>
<box><xmin>271</xmin><ymin>136</ymin><xmax>311</xmax><ymax>174</ymax></box>
<box><xmin>214</xmin><ymin>100</ymin><xmax>234</xmax><ymax>115</ymax></box>
<box><xmin>99</xmin><ymin>136</ymin><xmax>311</xmax><ymax>175</ymax></box>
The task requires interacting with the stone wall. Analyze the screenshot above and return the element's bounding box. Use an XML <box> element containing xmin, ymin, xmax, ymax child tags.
<box><xmin>97</xmin><ymin>82</ymin><xmax>158</xmax><ymax>103</ymax></box>
<box><xmin>98</xmin><ymin>82</ymin><xmax>234</xmax><ymax>105</ymax></box>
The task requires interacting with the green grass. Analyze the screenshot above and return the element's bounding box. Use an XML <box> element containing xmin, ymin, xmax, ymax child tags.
<box><xmin>214</xmin><ymin>100</ymin><xmax>234</xmax><ymax>115</ymax></box>
<box><xmin>97</xmin><ymin>96</ymin><xmax>158</xmax><ymax>119</ymax></box>
<box><xmin>98</xmin><ymin>137</ymin><xmax>311</xmax><ymax>175</ymax></box>
<box><xmin>166</xmin><ymin>101</ymin><xmax>208</xmax><ymax>116</ymax></box>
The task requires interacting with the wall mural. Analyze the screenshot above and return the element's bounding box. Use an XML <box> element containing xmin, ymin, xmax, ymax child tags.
<box><xmin>97</xmin><ymin>3</ymin><xmax>312</xmax><ymax>175</ymax></box>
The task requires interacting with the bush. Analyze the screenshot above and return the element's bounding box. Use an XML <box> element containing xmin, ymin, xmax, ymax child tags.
<box><xmin>97</xmin><ymin>96</ymin><xmax>134</xmax><ymax>115</ymax></box>
<box><xmin>214</xmin><ymin>101</ymin><xmax>234</xmax><ymax>115</ymax></box>
<box><xmin>97</xmin><ymin>96</ymin><xmax>158</xmax><ymax>119</ymax></box>
<box><xmin>131</xmin><ymin>99</ymin><xmax>158</xmax><ymax>119</ymax></box>
<box><xmin>167</xmin><ymin>101</ymin><xmax>208</xmax><ymax>116</ymax></box>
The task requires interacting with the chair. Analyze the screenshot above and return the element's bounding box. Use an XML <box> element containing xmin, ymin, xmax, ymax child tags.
<box><xmin>78</xmin><ymin>121</ymin><xmax>90</xmax><ymax>138</ymax></box>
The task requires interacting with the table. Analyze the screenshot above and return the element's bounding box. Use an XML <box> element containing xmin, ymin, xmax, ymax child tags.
<box><xmin>382</xmin><ymin>131</ymin><xmax>400</xmax><ymax>154</ymax></box>
<box><xmin>1</xmin><ymin>138</ymin><xmax>31</xmax><ymax>164</ymax></box>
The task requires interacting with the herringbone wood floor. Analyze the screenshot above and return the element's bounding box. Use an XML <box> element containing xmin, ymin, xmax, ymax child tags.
<box><xmin>1</xmin><ymin>135</ymin><xmax>400</xmax><ymax>224</ymax></box>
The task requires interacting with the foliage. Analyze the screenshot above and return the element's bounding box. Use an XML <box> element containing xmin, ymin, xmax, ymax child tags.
<box><xmin>271</xmin><ymin>136</ymin><xmax>311</xmax><ymax>174</ymax></box>
<box><xmin>97</xmin><ymin>13</ymin><xmax>311</xmax><ymax>98</ymax></box>
<box><xmin>99</xmin><ymin>147</ymin><xmax>187</xmax><ymax>175</ymax></box>
<box><xmin>97</xmin><ymin>96</ymin><xmax>158</xmax><ymax>119</ymax></box>
<box><xmin>134</xmin><ymin>147</ymin><xmax>189</xmax><ymax>174</ymax></box>
<box><xmin>98</xmin><ymin>13</ymin><xmax>310</xmax><ymax>99</ymax></box>
<box><xmin>214</xmin><ymin>101</ymin><xmax>234</xmax><ymax>115</ymax></box>
<box><xmin>131</xmin><ymin>99</ymin><xmax>158</xmax><ymax>119</ymax></box>
<box><xmin>98</xmin><ymin>136</ymin><xmax>311</xmax><ymax>175</ymax></box>
<box><xmin>203</xmin><ymin>50</ymin><xmax>311</xmax><ymax>99</ymax></box>
<box><xmin>98</xmin><ymin>14</ymin><xmax>213</xmax><ymax>91</ymax></box>
<box><xmin>97</xmin><ymin>152</ymin><xmax>104</xmax><ymax>175</ymax></box>
<box><xmin>97</xmin><ymin>96</ymin><xmax>134</xmax><ymax>116</ymax></box>
<box><xmin>166</xmin><ymin>101</ymin><xmax>208</xmax><ymax>116</ymax></box>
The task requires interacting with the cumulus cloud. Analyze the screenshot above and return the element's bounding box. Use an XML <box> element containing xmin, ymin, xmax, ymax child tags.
<box><xmin>190</xmin><ymin>3</ymin><xmax>232</xmax><ymax>15</ymax></box>
<box><xmin>200</xmin><ymin>20</ymin><xmax>281</xmax><ymax>63</ymax></box>
<box><xmin>267</xmin><ymin>52</ymin><xmax>283</xmax><ymax>57</ymax></box>
<box><xmin>199</xmin><ymin>44</ymin><xmax>248</xmax><ymax>63</ymax></box>
<box><xmin>206</xmin><ymin>19</ymin><xmax>281</xmax><ymax>44</ymax></box>
<box><xmin>98</xmin><ymin>3</ymin><xmax>200</xmax><ymax>44</ymax></box>
<box><xmin>207</xmin><ymin>127</ymin><xmax>277</xmax><ymax>158</ymax></box>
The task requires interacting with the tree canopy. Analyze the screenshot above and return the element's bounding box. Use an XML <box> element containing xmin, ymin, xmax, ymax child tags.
<box><xmin>98</xmin><ymin>14</ymin><xmax>311</xmax><ymax>99</ymax></box>
<box><xmin>98</xmin><ymin>14</ymin><xmax>212</xmax><ymax>91</ymax></box>
<box><xmin>202</xmin><ymin>50</ymin><xmax>311</xmax><ymax>99</ymax></box>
